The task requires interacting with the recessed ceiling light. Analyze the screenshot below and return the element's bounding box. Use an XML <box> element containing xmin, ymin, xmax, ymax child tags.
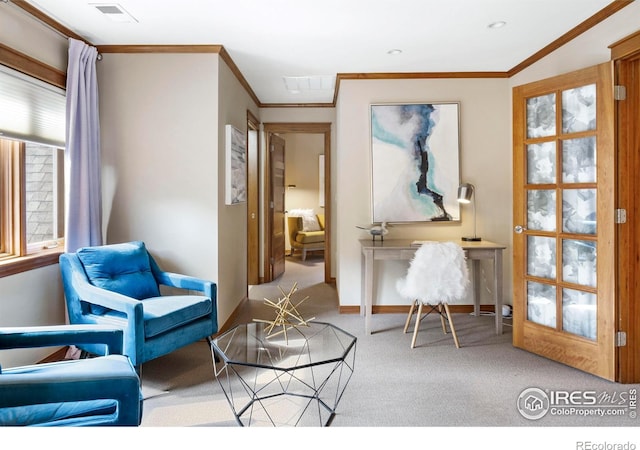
<box><xmin>387</xmin><ymin>49</ymin><xmax>402</xmax><ymax>55</ymax></box>
<box><xmin>488</xmin><ymin>21</ymin><xmax>507</xmax><ymax>29</ymax></box>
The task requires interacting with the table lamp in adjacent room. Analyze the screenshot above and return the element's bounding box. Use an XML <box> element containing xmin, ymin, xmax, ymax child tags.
<box><xmin>457</xmin><ymin>182</ymin><xmax>481</xmax><ymax>241</ymax></box>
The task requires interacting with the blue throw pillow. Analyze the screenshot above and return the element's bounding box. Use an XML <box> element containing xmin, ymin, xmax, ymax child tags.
<box><xmin>77</xmin><ymin>241</ymin><xmax>160</xmax><ymax>300</ymax></box>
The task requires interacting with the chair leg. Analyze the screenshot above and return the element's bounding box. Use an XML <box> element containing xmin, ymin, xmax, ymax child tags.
<box><xmin>404</xmin><ymin>300</ymin><xmax>418</xmax><ymax>333</ymax></box>
<box><xmin>411</xmin><ymin>302</ymin><xmax>424</xmax><ymax>349</ymax></box>
<box><xmin>438</xmin><ymin>303</ymin><xmax>448</xmax><ymax>334</ymax></box>
<box><xmin>301</xmin><ymin>249</ymin><xmax>307</xmax><ymax>261</ymax></box>
<box><xmin>442</xmin><ymin>303</ymin><xmax>460</xmax><ymax>349</ymax></box>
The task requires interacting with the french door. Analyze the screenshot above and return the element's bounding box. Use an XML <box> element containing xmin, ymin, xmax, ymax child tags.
<box><xmin>512</xmin><ymin>63</ymin><xmax>616</xmax><ymax>381</ymax></box>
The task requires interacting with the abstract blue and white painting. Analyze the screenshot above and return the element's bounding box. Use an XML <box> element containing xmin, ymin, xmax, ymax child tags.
<box><xmin>370</xmin><ymin>103</ymin><xmax>460</xmax><ymax>222</ymax></box>
<box><xmin>225</xmin><ymin>124</ymin><xmax>247</xmax><ymax>205</ymax></box>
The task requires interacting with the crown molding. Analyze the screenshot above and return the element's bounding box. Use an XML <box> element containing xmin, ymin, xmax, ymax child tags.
<box><xmin>9</xmin><ymin>0</ymin><xmax>635</xmax><ymax>108</ymax></box>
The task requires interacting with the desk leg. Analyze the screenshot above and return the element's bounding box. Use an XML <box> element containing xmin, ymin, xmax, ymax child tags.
<box><xmin>494</xmin><ymin>249</ymin><xmax>503</xmax><ymax>335</ymax></box>
<box><xmin>362</xmin><ymin>249</ymin><xmax>374</xmax><ymax>335</ymax></box>
<box><xmin>360</xmin><ymin>250</ymin><xmax>366</xmax><ymax>317</ymax></box>
<box><xmin>472</xmin><ymin>259</ymin><xmax>481</xmax><ymax>318</ymax></box>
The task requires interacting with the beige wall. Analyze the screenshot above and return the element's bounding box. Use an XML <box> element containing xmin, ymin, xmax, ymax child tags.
<box><xmin>336</xmin><ymin>78</ymin><xmax>512</xmax><ymax>308</ymax></box>
<box><xmin>98</xmin><ymin>52</ymin><xmax>259</xmax><ymax>328</ymax></box>
<box><xmin>510</xmin><ymin>1</ymin><xmax>640</xmax><ymax>88</ymax></box>
<box><xmin>99</xmin><ymin>53</ymin><xmax>220</xmax><ymax>277</ymax></box>
<box><xmin>216</xmin><ymin>57</ymin><xmax>261</xmax><ymax>323</ymax></box>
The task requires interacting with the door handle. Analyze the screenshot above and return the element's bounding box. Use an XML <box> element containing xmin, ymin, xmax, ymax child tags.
<box><xmin>514</xmin><ymin>225</ymin><xmax>527</xmax><ymax>234</ymax></box>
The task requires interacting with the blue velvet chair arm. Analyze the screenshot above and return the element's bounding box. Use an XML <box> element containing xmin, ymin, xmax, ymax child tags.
<box><xmin>73</xmin><ymin>282</ymin><xmax>145</xmax><ymax>363</ymax></box>
<box><xmin>74</xmin><ymin>277</ymin><xmax>144</xmax><ymax>315</ymax></box>
<box><xmin>0</xmin><ymin>325</ymin><xmax>141</xmax><ymax>426</ymax></box>
<box><xmin>156</xmin><ymin>271</ymin><xmax>216</xmax><ymax>298</ymax></box>
<box><xmin>149</xmin><ymin>256</ymin><xmax>216</xmax><ymax>299</ymax></box>
<box><xmin>0</xmin><ymin>325</ymin><xmax>124</xmax><ymax>355</ymax></box>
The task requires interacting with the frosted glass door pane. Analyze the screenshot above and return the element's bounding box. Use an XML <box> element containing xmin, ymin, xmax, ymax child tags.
<box><xmin>563</xmin><ymin>289</ymin><xmax>596</xmax><ymax>340</ymax></box>
<box><xmin>562</xmin><ymin>84</ymin><xmax>596</xmax><ymax>133</ymax></box>
<box><xmin>563</xmin><ymin>189</ymin><xmax>596</xmax><ymax>234</ymax></box>
<box><xmin>527</xmin><ymin>281</ymin><xmax>556</xmax><ymax>328</ymax></box>
<box><xmin>562</xmin><ymin>137</ymin><xmax>596</xmax><ymax>183</ymax></box>
<box><xmin>527</xmin><ymin>93</ymin><xmax>556</xmax><ymax>138</ymax></box>
<box><xmin>527</xmin><ymin>142</ymin><xmax>556</xmax><ymax>184</ymax></box>
<box><xmin>528</xmin><ymin>236</ymin><xmax>556</xmax><ymax>279</ymax></box>
<box><xmin>528</xmin><ymin>190</ymin><xmax>556</xmax><ymax>231</ymax></box>
<box><xmin>562</xmin><ymin>239</ymin><xmax>596</xmax><ymax>287</ymax></box>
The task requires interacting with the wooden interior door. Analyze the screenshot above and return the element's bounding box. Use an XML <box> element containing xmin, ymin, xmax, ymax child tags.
<box><xmin>512</xmin><ymin>62</ymin><xmax>616</xmax><ymax>381</ymax></box>
<box><xmin>269</xmin><ymin>133</ymin><xmax>286</xmax><ymax>280</ymax></box>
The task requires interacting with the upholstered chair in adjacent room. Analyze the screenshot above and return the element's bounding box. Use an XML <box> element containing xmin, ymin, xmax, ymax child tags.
<box><xmin>396</xmin><ymin>241</ymin><xmax>470</xmax><ymax>349</ymax></box>
<box><xmin>59</xmin><ymin>241</ymin><xmax>218</xmax><ymax>370</ymax></box>
<box><xmin>287</xmin><ymin>212</ymin><xmax>325</xmax><ymax>261</ymax></box>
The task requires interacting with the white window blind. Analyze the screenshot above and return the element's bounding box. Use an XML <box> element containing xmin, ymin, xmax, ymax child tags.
<box><xmin>0</xmin><ymin>65</ymin><xmax>66</xmax><ymax>147</ymax></box>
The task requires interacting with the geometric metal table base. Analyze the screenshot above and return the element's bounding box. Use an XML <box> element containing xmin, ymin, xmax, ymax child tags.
<box><xmin>210</xmin><ymin>321</ymin><xmax>357</xmax><ymax>426</ymax></box>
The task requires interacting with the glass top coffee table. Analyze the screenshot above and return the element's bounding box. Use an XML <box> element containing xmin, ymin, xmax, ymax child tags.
<box><xmin>210</xmin><ymin>321</ymin><xmax>357</xmax><ymax>426</ymax></box>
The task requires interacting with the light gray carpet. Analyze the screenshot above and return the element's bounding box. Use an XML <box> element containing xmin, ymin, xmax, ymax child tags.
<box><xmin>137</xmin><ymin>254</ymin><xmax>639</xmax><ymax>445</ymax></box>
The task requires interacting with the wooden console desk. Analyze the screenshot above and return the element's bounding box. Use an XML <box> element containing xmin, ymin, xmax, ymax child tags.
<box><xmin>360</xmin><ymin>239</ymin><xmax>507</xmax><ymax>335</ymax></box>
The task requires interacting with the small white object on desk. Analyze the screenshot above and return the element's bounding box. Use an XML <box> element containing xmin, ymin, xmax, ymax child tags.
<box><xmin>356</xmin><ymin>222</ymin><xmax>389</xmax><ymax>241</ymax></box>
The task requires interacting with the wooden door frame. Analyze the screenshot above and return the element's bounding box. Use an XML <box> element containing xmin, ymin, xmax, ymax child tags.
<box><xmin>246</xmin><ymin>110</ymin><xmax>260</xmax><ymax>285</ymax></box>
<box><xmin>611</xmin><ymin>30</ymin><xmax>640</xmax><ymax>383</ymax></box>
<box><xmin>262</xmin><ymin>123</ymin><xmax>332</xmax><ymax>284</ymax></box>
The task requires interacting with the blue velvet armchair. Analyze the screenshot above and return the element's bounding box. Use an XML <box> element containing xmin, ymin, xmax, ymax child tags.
<box><xmin>59</xmin><ymin>241</ymin><xmax>218</xmax><ymax>369</ymax></box>
<box><xmin>0</xmin><ymin>325</ymin><xmax>141</xmax><ymax>426</ymax></box>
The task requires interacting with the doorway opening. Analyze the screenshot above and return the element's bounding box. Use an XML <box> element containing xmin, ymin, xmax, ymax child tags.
<box><xmin>260</xmin><ymin>123</ymin><xmax>332</xmax><ymax>290</ymax></box>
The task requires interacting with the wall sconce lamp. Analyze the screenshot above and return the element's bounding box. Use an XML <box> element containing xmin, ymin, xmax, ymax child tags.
<box><xmin>457</xmin><ymin>183</ymin><xmax>481</xmax><ymax>242</ymax></box>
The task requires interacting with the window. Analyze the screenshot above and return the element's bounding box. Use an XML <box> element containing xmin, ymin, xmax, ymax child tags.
<box><xmin>0</xmin><ymin>139</ymin><xmax>64</xmax><ymax>260</ymax></box>
<box><xmin>0</xmin><ymin>64</ymin><xmax>66</xmax><ymax>276</ymax></box>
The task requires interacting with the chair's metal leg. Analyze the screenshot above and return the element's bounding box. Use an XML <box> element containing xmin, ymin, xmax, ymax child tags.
<box><xmin>411</xmin><ymin>302</ymin><xmax>424</xmax><ymax>348</ymax></box>
<box><xmin>443</xmin><ymin>303</ymin><xmax>460</xmax><ymax>349</ymax></box>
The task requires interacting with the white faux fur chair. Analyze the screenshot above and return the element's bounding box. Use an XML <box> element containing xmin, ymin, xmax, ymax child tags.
<box><xmin>396</xmin><ymin>241</ymin><xmax>470</xmax><ymax>349</ymax></box>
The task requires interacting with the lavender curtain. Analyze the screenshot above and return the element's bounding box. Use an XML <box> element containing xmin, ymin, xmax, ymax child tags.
<box><xmin>64</xmin><ymin>38</ymin><xmax>103</xmax><ymax>252</ymax></box>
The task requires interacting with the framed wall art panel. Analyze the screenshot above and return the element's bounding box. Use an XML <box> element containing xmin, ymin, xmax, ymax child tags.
<box><xmin>370</xmin><ymin>102</ymin><xmax>461</xmax><ymax>223</ymax></box>
<box><xmin>225</xmin><ymin>124</ymin><xmax>247</xmax><ymax>205</ymax></box>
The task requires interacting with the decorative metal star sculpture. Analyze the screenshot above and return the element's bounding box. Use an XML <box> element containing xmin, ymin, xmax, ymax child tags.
<box><xmin>253</xmin><ymin>282</ymin><xmax>315</xmax><ymax>343</ymax></box>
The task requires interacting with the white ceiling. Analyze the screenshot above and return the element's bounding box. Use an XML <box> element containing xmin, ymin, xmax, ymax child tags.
<box><xmin>23</xmin><ymin>0</ymin><xmax>618</xmax><ymax>105</ymax></box>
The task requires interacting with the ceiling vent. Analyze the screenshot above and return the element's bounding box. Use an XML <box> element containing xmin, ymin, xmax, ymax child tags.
<box><xmin>283</xmin><ymin>76</ymin><xmax>335</xmax><ymax>94</ymax></box>
<box><xmin>91</xmin><ymin>3</ymin><xmax>138</xmax><ymax>23</ymax></box>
